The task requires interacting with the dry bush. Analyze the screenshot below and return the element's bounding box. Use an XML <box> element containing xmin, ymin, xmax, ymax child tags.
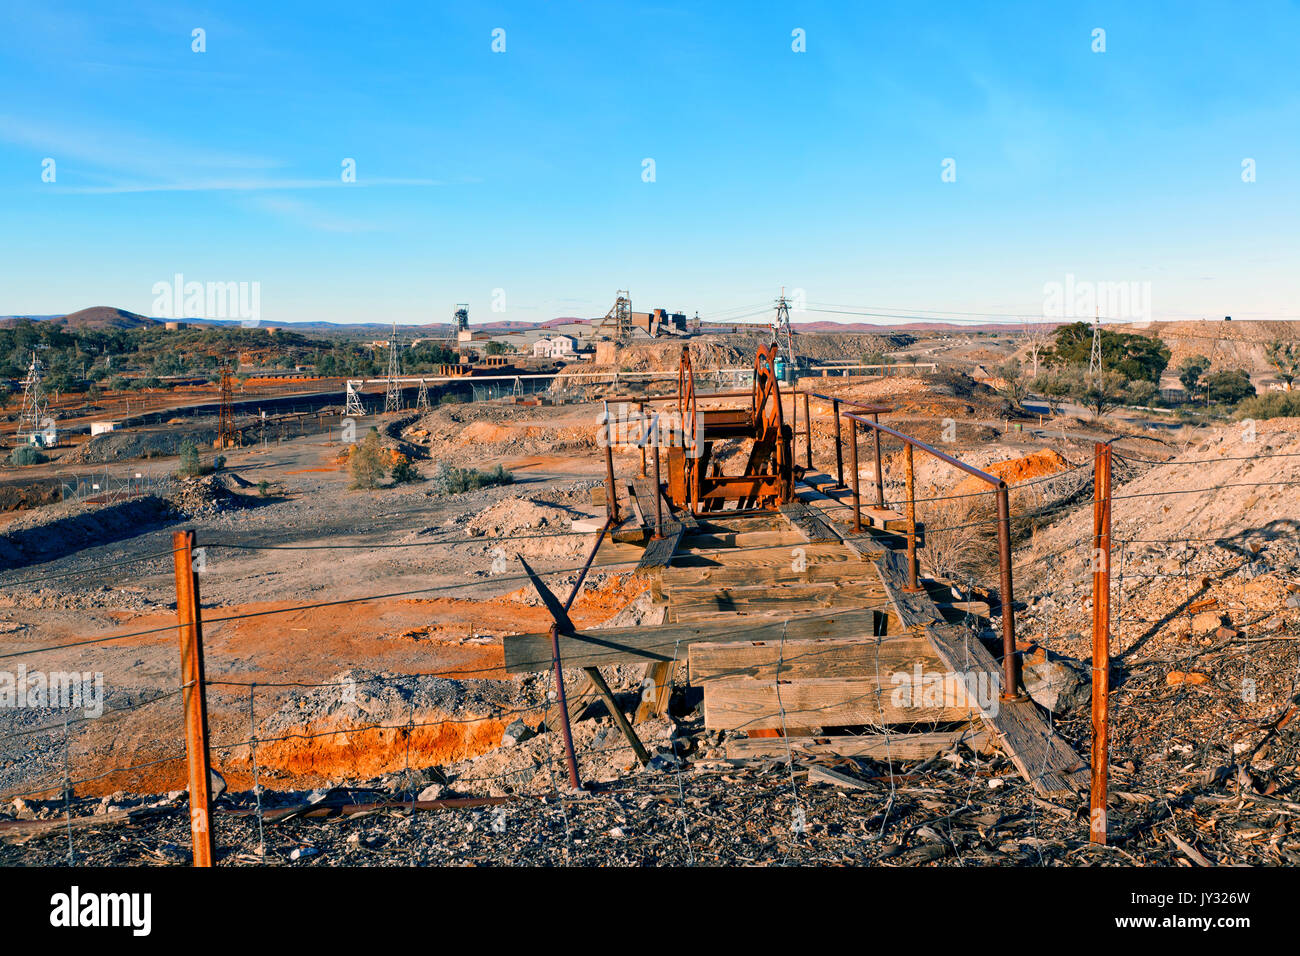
<box><xmin>917</xmin><ymin>493</ymin><xmax>998</xmax><ymax>584</ymax></box>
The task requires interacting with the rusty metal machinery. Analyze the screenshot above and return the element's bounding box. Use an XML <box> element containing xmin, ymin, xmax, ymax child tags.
<box><xmin>666</xmin><ymin>343</ymin><xmax>798</xmax><ymax>515</ymax></box>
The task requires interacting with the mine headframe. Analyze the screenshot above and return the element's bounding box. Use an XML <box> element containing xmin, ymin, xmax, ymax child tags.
<box><xmin>664</xmin><ymin>342</ymin><xmax>799</xmax><ymax>516</ymax></box>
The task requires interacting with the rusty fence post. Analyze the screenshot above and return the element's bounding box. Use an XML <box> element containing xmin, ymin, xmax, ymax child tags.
<box><xmin>1090</xmin><ymin>442</ymin><xmax>1112</xmax><ymax>844</ymax></box>
<box><xmin>172</xmin><ymin>530</ymin><xmax>215</xmax><ymax>867</ymax></box>
<box><xmin>871</xmin><ymin>413</ymin><xmax>885</xmax><ymax>507</ymax></box>
<box><xmin>903</xmin><ymin>444</ymin><xmax>921</xmax><ymax>591</ymax></box>
<box><xmin>995</xmin><ymin>484</ymin><xmax>1021</xmax><ymax>700</ymax></box>
<box><xmin>847</xmin><ymin>416</ymin><xmax>862</xmax><ymax>533</ymax></box>
<box><xmin>803</xmin><ymin>392</ymin><xmax>812</xmax><ymax>470</ymax></box>
<box><xmin>638</xmin><ymin>404</ymin><xmax>647</xmax><ymax>479</ymax></box>
<box><xmin>832</xmin><ymin>398</ymin><xmax>844</xmax><ymax>488</ymax></box>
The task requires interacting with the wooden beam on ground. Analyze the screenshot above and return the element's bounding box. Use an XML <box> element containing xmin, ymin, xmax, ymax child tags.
<box><xmin>659</xmin><ymin>542</ymin><xmax>871</xmax><ymax>588</ymax></box>
<box><xmin>702</xmin><ymin>676</ymin><xmax>974</xmax><ymax>731</ymax></box>
<box><xmin>873</xmin><ymin>549</ymin><xmax>1089</xmax><ymax>796</ymax></box>
<box><xmin>723</xmin><ymin>727</ymin><xmax>990</xmax><ymax>761</ymax></box>
<box><xmin>689</xmin><ymin>635</ymin><xmax>934</xmax><ymax>684</ymax></box>
<box><xmin>504</xmin><ymin>607</ymin><xmax>886</xmax><ymax>673</ymax></box>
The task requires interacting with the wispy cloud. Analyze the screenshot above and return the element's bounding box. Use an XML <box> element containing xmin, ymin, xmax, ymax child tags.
<box><xmin>57</xmin><ymin>177</ymin><xmax>450</xmax><ymax>195</ymax></box>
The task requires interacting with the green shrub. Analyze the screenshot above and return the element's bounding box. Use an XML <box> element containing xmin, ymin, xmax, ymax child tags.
<box><xmin>1234</xmin><ymin>391</ymin><xmax>1300</xmax><ymax>420</ymax></box>
<box><xmin>258</xmin><ymin>480</ymin><xmax>270</xmax><ymax>497</ymax></box>
<box><xmin>10</xmin><ymin>445</ymin><xmax>47</xmax><ymax>466</ymax></box>
<box><xmin>349</xmin><ymin>429</ymin><xmax>387</xmax><ymax>489</ymax></box>
<box><xmin>430</xmin><ymin>462</ymin><xmax>513</xmax><ymax>495</ymax></box>
<box><xmin>390</xmin><ymin>458</ymin><xmax>422</xmax><ymax>484</ymax></box>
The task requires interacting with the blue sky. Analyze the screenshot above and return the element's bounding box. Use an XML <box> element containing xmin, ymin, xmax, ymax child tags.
<box><xmin>1</xmin><ymin>1</ymin><xmax>1297</xmax><ymax>326</ymax></box>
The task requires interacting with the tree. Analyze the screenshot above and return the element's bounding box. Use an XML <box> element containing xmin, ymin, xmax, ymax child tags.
<box><xmin>350</xmin><ymin>428</ymin><xmax>387</xmax><ymax>489</ymax></box>
<box><xmin>178</xmin><ymin>439</ymin><xmax>202</xmax><ymax>477</ymax></box>
<box><xmin>1044</xmin><ymin>322</ymin><xmax>1170</xmax><ymax>382</ymax></box>
<box><xmin>1202</xmin><ymin>369</ymin><xmax>1255</xmax><ymax>406</ymax></box>
<box><xmin>1265</xmin><ymin>341</ymin><xmax>1300</xmax><ymax>390</ymax></box>
<box><xmin>994</xmin><ymin>357</ymin><xmax>1030</xmax><ymax>408</ymax></box>
<box><xmin>1177</xmin><ymin>355</ymin><xmax>1211</xmax><ymax>397</ymax></box>
<box><xmin>485</xmin><ymin>341</ymin><xmax>507</xmax><ymax>356</ymax></box>
<box><xmin>1021</xmin><ymin>322</ymin><xmax>1055</xmax><ymax>378</ymax></box>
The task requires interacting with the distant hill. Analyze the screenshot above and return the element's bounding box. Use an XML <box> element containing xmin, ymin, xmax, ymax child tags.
<box><xmin>0</xmin><ymin>306</ymin><xmax>159</xmax><ymax>330</ymax></box>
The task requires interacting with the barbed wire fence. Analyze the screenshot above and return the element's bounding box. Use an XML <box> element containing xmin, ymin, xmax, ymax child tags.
<box><xmin>2</xmin><ymin>421</ymin><xmax>1300</xmax><ymax>864</ymax></box>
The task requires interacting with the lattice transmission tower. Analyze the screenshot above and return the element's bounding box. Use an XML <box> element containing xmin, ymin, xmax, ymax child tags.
<box><xmin>384</xmin><ymin>323</ymin><xmax>402</xmax><ymax>413</ymax></box>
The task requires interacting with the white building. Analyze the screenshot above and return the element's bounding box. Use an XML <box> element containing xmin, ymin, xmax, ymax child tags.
<box><xmin>533</xmin><ymin>335</ymin><xmax>577</xmax><ymax>358</ymax></box>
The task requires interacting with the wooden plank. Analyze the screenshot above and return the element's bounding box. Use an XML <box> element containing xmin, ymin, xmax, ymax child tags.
<box><xmin>872</xmin><ymin>546</ymin><xmax>1088</xmax><ymax>796</ymax></box>
<box><xmin>724</xmin><ymin>727</ymin><xmax>990</xmax><ymax>761</ymax></box>
<box><xmin>543</xmin><ymin>672</ymin><xmax>598</xmax><ymax>730</ymax></box>
<box><xmin>806</xmin><ymin>764</ymin><xmax>873</xmax><ymax>790</ymax></box>
<box><xmin>682</xmin><ymin>530</ymin><xmax>806</xmax><ymax>549</ymax></box>
<box><xmin>583</xmin><ymin>666</ymin><xmax>650</xmax><ymax>765</ymax></box>
<box><xmin>636</xmin><ymin>525</ymin><xmax>685</xmax><ymax>572</ymax></box>
<box><xmin>634</xmin><ymin>660</ymin><xmax>673</xmax><ymax>723</ymax></box>
<box><xmin>876</xmin><ymin>549</ymin><xmax>944</xmax><ymax>628</ymax></box>
<box><xmin>667</xmin><ymin>584</ymin><xmax>890</xmax><ymax>623</ymax></box>
<box><xmin>926</xmin><ymin>622</ymin><xmax>1089</xmax><ymax>795</ymax></box>
<box><xmin>703</xmin><ymin>676</ymin><xmax>974</xmax><ymax>731</ymax></box>
<box><xmin>689</xmin><ymin>635</ymin><xmax>935</xmax><ymax>684</ymax></box>
<box><xmin>779</xmin><ymin>500</ymin><xmax>842</xmax><ymax>543</ymax></box>
<box><xmin>504</xmin><ymin>608</ymin><xmax>886</xmax><ymax>673</ymax></box>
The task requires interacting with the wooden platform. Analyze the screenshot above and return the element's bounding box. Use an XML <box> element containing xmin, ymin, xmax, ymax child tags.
<box><xmin>502</xmin><ymin>476</ymin><xmax>1088</xmax><ymax>796</ymax></box>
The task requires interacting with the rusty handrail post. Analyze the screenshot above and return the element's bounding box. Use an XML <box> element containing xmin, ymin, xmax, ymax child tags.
<box><xmin>995</xmin><ymin>484</ymin><xmax>1021</xmax><ymax>700</ymax></box>
<box><xmin>602</xmin><ymin>401</ymin><xmax>620</xmax><ymax>524</ymax></box>
<box><xmin>638</xmin><ymin>404</ymin><xmax>647</xmax><ymax>478</ymax></box>
<box><xmin>871</xmin><ymin>413</ymin><xmax>885</xmax><ymax>507</ymax></box>
<box><xmin>832</xmin><ymin>398</ymin><xmax>844</xmax><ymax>488</ymax></box>
<box><xmin>172</xmin><ymin>530</ymin><xmax>215</xmax><ymax>867</ymax></box>
<box><xmin>847</xmin><ymin>415</ymin><xmax>862</xmax><ymax>533</ymax></box>
<box><xmin>651</xmin><ymin>426</ymin><xmax>664</xmax><ymax>541</ymax></box>
<box><xmin>903</xmin><ymin>444</ymin><xmax>921</xmax><ymax>591</ymax></box>
<box><xmin>1090</xmin><ymin>442</ymin><xmax>1112</xmax><ymax>844</ymax></box>
<box><xmin>802</xmin><ymin>392</ymin><xmax>812</xmax><ymax>470</ymax></box>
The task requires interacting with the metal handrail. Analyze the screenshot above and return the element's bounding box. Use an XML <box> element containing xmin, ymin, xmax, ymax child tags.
<box><xmin>840</xmin><ymin>409</ymin><xmax>1020</xmax><ymax>699</ymax></box>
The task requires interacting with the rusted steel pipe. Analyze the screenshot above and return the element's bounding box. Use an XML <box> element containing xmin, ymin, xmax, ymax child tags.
<box><xmin>847</xmin><ymin>416</ymin><xmax>862</xmax><ymax>533</ymax></box>
<box><xmin>172</xmin><ymin>530</ymin><xmax>215</xmax><ymax>867</ymax></box>
<box><xmin>904</xmin><ymin>444</ymin><xmax>921</xmax><ymax>592</ymax></box>
<box><xmin>871</xmin><ymin>413</ymin><xmax>885</xmax><ymax>507</ymax></box>
<box><xmin>803</xmin><ymin>392</ymin><xmax>812</xmax><ymax>470</ymax></box>
<box><xmin>652</xmin><ymin>435</ymin><xmax>664</xmax><ymax>541</ymax></box>
<box><xmin>844</xmin><ymin>411</ymin><xmax>1002</xmax><ymax>487</ymax></box>
<box><xmin>995</xmin><ymin>484</ymin><xmax>1020</xmax><ymax>699</ymax></box>
<box><xmin>832</xmin><ymin>398</ymin><xmax>844</xmax><ymax>488</ymax></box>
<box><xmin>1090</xmin><ymin>442</ymin><xmax>1112</xmax><ymax>844</ymax></box>
<box><xmin>602</xmin><ymin>402</ymin><xmax>621</xmax><ymax>524</ymax></box>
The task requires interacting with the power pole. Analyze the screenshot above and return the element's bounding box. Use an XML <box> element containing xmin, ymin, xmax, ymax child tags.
<box><xmin>384</xmin><ymin>323</ymin><xmax>402</xmax><ymax>413</ymax></box>
<box><xmin>415</xmin><ymin>378</ymin><xmax>430</xmax><ymax>413</ymax></box>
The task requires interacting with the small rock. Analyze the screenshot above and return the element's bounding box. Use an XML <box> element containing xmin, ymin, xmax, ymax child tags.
<box><xmin>289</xmin><ymin>846</ymin><xmax>321</xmax><ymax>862</ymax></box>
<box><xmin>608</xmin><ymin>826</ymin><xmax>626</xmax><ymax>839</ymax></box>
<box><xmin>1192</xmin><ymin>610</ymin><xmax>1223</xmax><ymax>634</ymax></box>
<box><xmin>500</xmin><ymin>719</ymin><xmax>536</xmax><ymax>748</ymax></box>
<box><xmin>417</xmin><ymin>783</ymin><xmax>445</xmax><ymax>801</ymax></box>
<box><xmin>1023</xmin><ymin>657</ymin><xmax>1091</xmax><ymax>714</ymax></box>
